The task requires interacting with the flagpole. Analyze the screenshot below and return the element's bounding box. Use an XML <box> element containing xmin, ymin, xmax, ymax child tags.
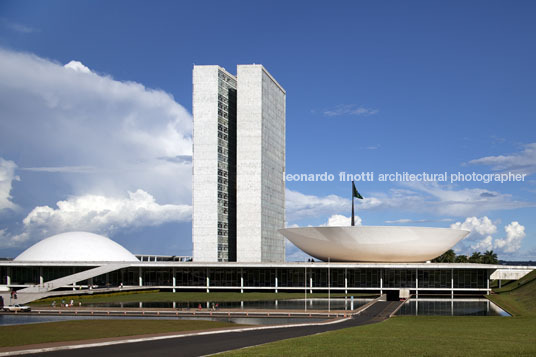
<box><xmin>351</xmin><ymin>181</ymin><xmax>355</xmax><ymax>226</ymax></box>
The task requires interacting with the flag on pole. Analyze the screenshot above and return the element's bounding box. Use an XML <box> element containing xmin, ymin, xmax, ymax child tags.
<box><xmin>351</xmin><ymin>180</ymin><xmax>363</xmax><ymax>227</ymax></box>
<box><xmin>352</xmin><ymin>181</ymin><xmax>363</xmax><ymax>199</ymax></box>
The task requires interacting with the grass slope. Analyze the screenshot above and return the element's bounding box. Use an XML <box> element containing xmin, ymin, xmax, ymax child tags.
<box><xmin>0</xmin><ymin>320</ymin><xmax>239</xmax><ymax>348</ymax></box>
<box><xmin>488</xmin><ymin>270</ymin><xmax>536</xmax><ymax>316</ymax></box>
<box><xmin>218</xmin><ymin>316</ymin><xmax>536</xmax><ymax>357</ymax></box>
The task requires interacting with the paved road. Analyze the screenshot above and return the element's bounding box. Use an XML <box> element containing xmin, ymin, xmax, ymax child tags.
<box><xmin>28</xmin><ymin>301</ymin><xmax>403</xmax><ymax>357</ymax></box>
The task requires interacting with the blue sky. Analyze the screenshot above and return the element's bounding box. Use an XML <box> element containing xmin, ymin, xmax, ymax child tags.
<box><xmin>0</xmin><ymin>0</ymin><xmax>535</xmax><ymax>260</ymax></box>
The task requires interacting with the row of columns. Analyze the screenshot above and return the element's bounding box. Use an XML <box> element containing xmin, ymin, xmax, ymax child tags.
<box><xmin>4</xmin><ymin>267</ymin><xmax>492</xmax><ymax>296</ymax></box>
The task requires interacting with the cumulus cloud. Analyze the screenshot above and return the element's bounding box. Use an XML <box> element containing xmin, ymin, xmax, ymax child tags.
<box><xmin>0</xmin><ymin>158</ymin><xmax>19</xmax><ymax>211</ymax></box>
<box><xmin>0</xmin><ymin>48</ymin><xmax>193</xmax><ymax>205</ymax></box>
<box><xmin>450</xmin><ymin>216</ymin><xmax>497</xmax><ymax>236</ymax></box>
<box><xmin>450</xmin><ymin>216</ymin><xmax>526</xmax><ymax>255</ymax></box>
<box><xmin>495</xmin><ymin>222</ymin><xmax>525</xmax><ymax>253</ymax></box>
<box><xmin>3</xmin><ymin>190</ymin><xmax>191</xmax><ymax>247</ymax></box>
<box><xmin>64</xmin><ymin>60</ymin><xmax>91</xmax><ymax>73</ymax></box>
<box><xmin>323</xmin><ymin>104</ymin><xmax>379</xmax><ymax>117</ymax></box>
<box><xmin>324</xmin><ymin>214</ymin><xmax>362</xmax><ymax>226</ymax></box>
<box><xmin>467</xmin><ymin>143</ymin><xmax>536</xmax><ymax>174</ymax></box>
<box><xmin>471</xmin><ymin>235</ymin><xmax>494</xmax><ymax>252</ymax></box>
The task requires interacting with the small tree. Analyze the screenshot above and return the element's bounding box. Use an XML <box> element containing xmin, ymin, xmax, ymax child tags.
<box><xmin>482</xmin><ymin>250</ymin><xmax>499</xmax><ymax>264</ymax></box>
<box><xmin>455</xmin><ymin>255</ymin><xmax>468</xmax><ymax>263</ymax></box>
<box><xmin>432</xmin><ymin>249</ymin><xmax>456</xmax><ymax>263</ymax></box>
<box><xmin>469</xmin><ymin>251</ymin><xmax>482</xmax><ymax>263</ymax></box>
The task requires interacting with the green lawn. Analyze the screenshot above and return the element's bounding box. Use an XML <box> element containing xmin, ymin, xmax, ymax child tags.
<box><xmin>0</xmin><ymin>319</ymin><xmax>240</xmax><ymax>348</ymax></box>
<box><xmin>218</xmin><ymin>316</ymin><xmax>536</xmax><ymax>356</ymax></box>
<box><xmin>32</xmin><ymin>291</ymin><xmax>375</xmax><ymax>306</ymax></box>
<box><xmin>218</xmin><ymin>270</ymin><xmax>536</xmax><ymax>356</ymax></box>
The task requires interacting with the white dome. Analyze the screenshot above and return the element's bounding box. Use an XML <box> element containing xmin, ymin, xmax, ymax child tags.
<box><xmin>14</xmin><ymin>232</ymin><xmax>139</xmax><ymax>262</ymax></box>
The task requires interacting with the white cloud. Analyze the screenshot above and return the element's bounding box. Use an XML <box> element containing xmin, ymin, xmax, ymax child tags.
<box><xmin>495</xmin><ymin>222</ymin><xmax>525</xmax><ymax>253</ymax></box>
<box><xmin>1</xmin><ymin>18</ymin><xmax>37</xmax><ymax>34</ymax></box>
<box><xmin>467</xmin><ymin>143</ymin><xmax>536</xmax><ymax>174</ymax></box>
<box><xmin>286</xmin><ymin>182</ymin><xmax>530</xmax><ymax>224</ymax></box>
<box><xmin>286</xmin><ymin>189</ymin><xmax>350</xmax><ymax>221</ymax></box>
<box><xmin>471</xmin><ymin>235</ymin><xmax>494</xmax><ymax>252</ymax></box>
<box><xmin>325</xmin><ymin>214</ymin><xmax>362</xmax><ymax>226</ymax></box>
<box><xmin>285</xmin><ymin>188</ymin><xmax>383</xmax><ymax>222</ymax></box>
<box><xmin>3</xmin><ymin>189</ymin><xmax>191</xmax><ymax>247</ymax></box>
<box><xmin>450</xmin><ymin>216</ymin><xmax>497</xmax><ymax>253</ymax></box>
<box><xmin>323</xmin><ymin>104</ymin><xmax>379</xmax><ymax>117</ymax></box>
<box><xmin>358</xmin><ymin>182</ymin><xmax>530</xmax><ymax>217</ymax></box>
<box><xmin>64</xmin><ymin>60</ymin><xmax>91</xmax><ymax>73</ymax></box>
<box><xmin>404</xmin><ymin>182</ymin><xmax>529</xmax><ymax>216</ymax></box>
<box><xmin>450</xmin><ymin>216</ymin><xmax>526</xmax><ymax>255</ymax></box>
<box><xmin>0</xmin><ymin>158</ymin><xmax>19</xmax><ymax>211</ymax></box>
<box><xmin>21</xmin><ymin>166</ymin><xmax>97</xmax><ymax>173</ymax></box>
<box><xmin>450</xmin><ymin>216</ymin><xmax>497</xmax><ymax>236</ymax></box>
<box><xmin>0</xmin><ymin>48</ymin><xmax>193</xmax><ymax>205</ymax></box>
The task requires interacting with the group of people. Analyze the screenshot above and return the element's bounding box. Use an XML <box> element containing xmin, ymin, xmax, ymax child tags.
<box><xmin>197</xmin><ymin>303</ymin><xmax>219</xmax><ymax>311</ymax></box>
<box><xmin>51</xmin><ymin>299</ymin><xmax>82</xmax><ymax>308</ymax></box>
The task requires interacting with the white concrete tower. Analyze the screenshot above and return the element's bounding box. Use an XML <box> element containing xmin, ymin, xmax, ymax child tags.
<box><xmin>236</xmin><ymin>64</ymin><xmax>286</xmax><ymax>262</ymax></box>
<box><xmin>192</xmin><ymin>65</ymin><xmax>237</xmax><ymax>262</ymax></box>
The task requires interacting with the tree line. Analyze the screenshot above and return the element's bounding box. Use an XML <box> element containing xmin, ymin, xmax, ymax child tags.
<box><xmin>432</xmin><ymin>249</ymin><xmax>499</xmax><ymax>264</ymax></box>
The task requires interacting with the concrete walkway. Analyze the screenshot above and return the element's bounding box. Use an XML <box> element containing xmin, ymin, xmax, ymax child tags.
<box><xmin>1</xmin><ymin>264</ymin><xmax>130</xmax><ymax>305</ymax></box>
<box><xmin>12</xmin><ymin>300</ymin><xmax>405</xmax><ymax>357</ymax></box>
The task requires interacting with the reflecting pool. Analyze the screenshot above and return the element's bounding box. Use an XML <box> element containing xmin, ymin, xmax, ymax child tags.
<box><xmin>84</xmin><ymin>298</ymin><xmax>371</xmax><ymax>311</ymax></box>
<box><xmin>396</xmin><ymin>298</ymin><xmax>510</xmax><ymax>316</ymax></box>
<box><xmin>0</xmin><ymin>314</ymin><xmax>327</xmax><ymax>326</ymax></box>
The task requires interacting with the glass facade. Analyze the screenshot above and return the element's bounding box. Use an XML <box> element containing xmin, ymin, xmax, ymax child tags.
<box><xmin>348</xmin><ymin>269</ymin><xmax>380</xmax><ymax>288</ymax></box>
<box><xmin>453</xmin><ymin>269</ymin><xmax>488</xmax><ymax>289</ymax></box>
<box><xmin>384</xmin><ymin>269</ymin><xmax>417</xmax><ymax>288</ymax></box>
<box><xmin>216</xmin><ymin>70</ymin><xmax>237</xmax><ymax>262</ymax></box>
<box><xmin>2</xmin><ymin>265</ymin><xmax>491</xmax><ymax>293</ymax></box>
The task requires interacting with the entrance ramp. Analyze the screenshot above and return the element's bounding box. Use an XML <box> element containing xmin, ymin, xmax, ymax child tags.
<box><xmin>359</xmin><ymin>300</ymin><xmax>405</xmax><ymax>319</ymax></box>
<box><xmin>350</xmin><ymin>299</ymin><xmax>406</xmax><ymax>326</ymax></box>
<box><xmin>2</xmin><ymin>263</ymin><xmax>130</xmax><ymax>305</ymax></box>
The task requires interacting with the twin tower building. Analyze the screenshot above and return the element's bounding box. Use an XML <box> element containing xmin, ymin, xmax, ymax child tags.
<box><xmin>192</xmin><ymin>65</ymin><xmax>286</xmax><ymax>263</ymax></box>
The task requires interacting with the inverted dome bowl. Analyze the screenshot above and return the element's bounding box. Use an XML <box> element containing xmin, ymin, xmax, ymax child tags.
<box><xmin>280</xmin><ymin>226</ymin><xmax>469</xmax><ymax>262</ymax></box>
